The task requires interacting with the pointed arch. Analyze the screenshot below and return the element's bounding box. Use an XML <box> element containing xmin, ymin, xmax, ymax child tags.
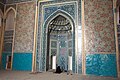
<box><xmin>40</xmin><ymin>9</ymin><xmax>76</xmax><ymax>72</ymax></box>
<box><xmin>4</xmin><ymin>7</ymin><xmax>16</xmax><ymax>19</ymax></box>
<box><xmin>0</xmin><ymin>9</ymin><xmax>3</xmax><ymax>18</ymax></box>
<box><xmin>44</xmin><ymin>10</ymin><xmax>75</xmax><ymax>33</ymax></box>
<box><xmin>5</xmin><ymin>8</ymin><xmax>16</xmax><ymax>31</ymax></box>
<box><xmin>3</xmin><ymin>7</ymin><xmax>16</xmax><ymax>70</ymax></box>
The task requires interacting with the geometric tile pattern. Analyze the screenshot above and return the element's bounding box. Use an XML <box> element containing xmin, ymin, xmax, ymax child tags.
<box><xmin>51</xmin><ymin>41</ymin><xmax>57</xmax><ymax>48</ymax></box>
<box><xmin>50</xmin><ymin>34</ymin><xmax>73</xmax><ymax>71</ymax></box>
<box><xmin>2</xmin><ymin>0</ymin><xmax>117</xmax><ymax>78</ymax></box>
<box><xmin>51</xmin><ymin>49</ymin><xmax>57</xmax><ymax>56</ymax></box>
<box><xmin>36</xmin><ymin>0</ymin><xmax>82</xmax><ymax>73</ymax></box>
<box><xmin>50</xmin><ymin>35</ymin><xmax>58</xmax><ymax>40</ymax></box>
<box><xmin>84</xmin><ymin>0</ymin><xmax>115</xmax><ymax>53</ymax></box>
<box><xmin>15</xmin><ymin>2</ymin><xmax>35</xmax><ymax>52</ymax></box>
<box><xmin>59</xmin><ymin>41</ymin><xmax>66</xmax><ymax>48</ymax></box>
<box><xmin>37</xmin><ymin>1</ymin><xmax>79</xmax><ymax>72</ymax></box>
<box><xmin>58</xmin><ymin>36</ymin><xmax>67</xmax><ymax>71</ymax></box>
<box><xmin>44</xmin><ymin>3</ymin><xmax>76</xmax><ymax>21</ymax></box>
<box><xmin>36</xmin><ymin>0</ymin><xmax>82</xmax><ymax>72</ymax></box>
<box><xmin>58</xmin><ymin>54</ymin><xmax>67</xmax><ymax>71</ymax></box>
<box><xmin>4</xmin><ymin>30</ymin><xmax>13</xmax><ymax>52</ymax></box>
<box><xmin>4</xmin><ymin>43</ymin><xmax>12</xmax><ymax>52</ymax></box>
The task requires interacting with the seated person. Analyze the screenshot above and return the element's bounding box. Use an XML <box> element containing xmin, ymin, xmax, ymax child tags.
<box><xmin>55</xmin><ymin>66</ymin><xmax>62</xmax><ymax>74</ymax></box>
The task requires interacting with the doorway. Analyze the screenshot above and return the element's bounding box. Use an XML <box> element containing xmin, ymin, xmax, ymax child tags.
<box><xmin>6</xmin><ymin>55</ymin><xmax>11</xmax><ymax>69</ymax></box>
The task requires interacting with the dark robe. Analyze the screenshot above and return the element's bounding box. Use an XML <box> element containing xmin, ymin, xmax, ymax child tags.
<box><xmin>55</xmin><ymin>66</ymin><xmax>62</xmax><ymax>74</ymax></box>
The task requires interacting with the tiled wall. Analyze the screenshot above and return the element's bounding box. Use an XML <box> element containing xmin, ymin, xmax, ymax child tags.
<box><xmin>84</xmin><ymin>0</ymin><xmax>115</xmax><ymax>53</ymax></box>
<box><xmin>12</xmin><ymin>52</ymin><xmax>32</xmax><ymax>71</ymax></box>
<box><xmin>86</xmin><ymin>53</ymin><xmax>117</xmax><ymax>77</ymax></box>
<box><xmin>84</xmin><ymin>0</ymin><xmax>117</xmax><ymax>77</ymax></box>
<box><xmin>3</xmin><ymin>30</ymin><xmax>14</xmax><ymax>52</ymax></box>
<box><xmin>1</xmin><ymin>0</ymin><xmax>118</xmax><ymax>77</ymax></box>
<box><xmin>15</xmin><ymin>2</ymin><xmax>35</xmax><ymax>52</ymax></box>
<box><xmin>37</xmin><ymin>0</ymin><xmax>81</xmax><ymax>73</ymax></box>
<box><xmin>3</xmin><ymin>2</ymin><xmax>36</xmax><ymax>71</ymax></box>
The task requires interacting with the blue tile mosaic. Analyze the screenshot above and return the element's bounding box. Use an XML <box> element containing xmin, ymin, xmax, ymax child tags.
<box><xmin>37</xmin><ymin>0</ymin><xmax>82</xmax><ymax>73</ymax></box>
<box><xmin>43</xmin><ymin>2</ymin><xmax>77</xmax><ymax>21</ymax></box>
<box><xmin>51</xmin><ymin>41</ymin><xmax>57</xmax><ymax>48</ymax></box>
<box><xmin>86</xmin><ymin>54</ymin><xmax>117</xmax><ymax>77</ymax></box>
<box><xmin>44</xmin><ymin>6</ymin><xmax>58</xmax><ymax>21</ymax></box>
<box><xmin>12</xmin><ymin>52</ymin><xmax>32</xmax><ymax>71</ymax></box>
<box><xmin>58</xmin><ymin>36</ymin><xmax>68</xmax><ymax>71</ymax></box>
<box><xmin>40</xmin><ymin>8</ymin><xmax>76</xmax><ymax>72</ymax></box>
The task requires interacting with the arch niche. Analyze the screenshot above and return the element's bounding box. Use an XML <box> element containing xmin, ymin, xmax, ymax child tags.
<box><xmin>40</xmin><ymin>10</ymin><xmax>76</xmax><ymax>73</ymax></box>
<box><xmin>3</xmin><ymin>7</ymin><xmax>16</xmax><ymax>70</ymax></box>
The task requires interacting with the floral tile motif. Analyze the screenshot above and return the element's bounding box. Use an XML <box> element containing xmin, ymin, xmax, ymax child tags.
<box><xmin>14</xmin><ymin>2</ymin><xmax>35</xmax><ymax>52</ymax></box>
<box><xmin>51</xmin><ymin>49</ymin><xmax>57</xmax><ymax>56</ymax></box>
<box><xmin>84</xmin><ymin>0</ymin><xmax>115</xmax><ymax>53</ymax></box>
<box><xmin>86</xmin><ymin>53</ymin><xmax>117</xmax><ymax>77</ymax></box>
<box><xmin>51</xmin><ymin>41</ymin><xmax>57</xmax><ymax>48</ymax></box>
<box><xmin>37</xmin><ymin>0</ymin><xmax>82</xmax><ymax>73</ymax></box>
<box><xmin>50</xmin><ymin>35</ymin><xmax>58</xmax><ymax>40</ymax></box>
<box><xmin>60</xmin><ymin>41</ymin><xmax>66</xmax><ymax>48</ymax></box>
<box><xmin>43</xmin><ymin>1</ymin><xmax>77</xmax><ymax>21</ymax></box>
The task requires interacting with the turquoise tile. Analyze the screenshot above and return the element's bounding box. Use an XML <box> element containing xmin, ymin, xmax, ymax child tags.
<box><xmin>86</xmin><ymin>54</ymin><xmax>117</xmax><ymax>77</ymax></box>
<box><xmin>12</xmin><ymin>53</ymin><xmax>32</xmax><ymax>71</ymax></box>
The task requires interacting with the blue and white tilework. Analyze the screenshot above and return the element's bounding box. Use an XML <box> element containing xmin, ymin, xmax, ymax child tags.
<box><xmin>37</xmin><ymin>0</ymin><xmax>82</xmax><ymax>73</ymax></box>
